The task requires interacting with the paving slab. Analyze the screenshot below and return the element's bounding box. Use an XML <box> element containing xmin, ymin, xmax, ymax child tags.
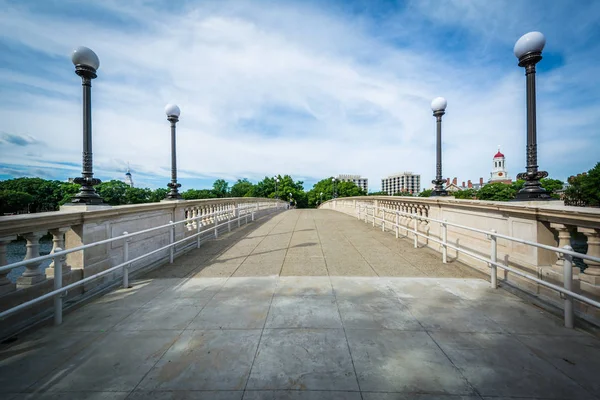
<box><xmin>246</xmin><ymin>329</ymin><xmax>359</xmax><ymax>391</ymax></box>
<box><xmin>138</xmin><ymin>330</ymin><xmax>261</xmax><ymax>391</ymax></box>
<box><xmin>266</xmin><ymin>296</ymin><xmax>342</xmax><ymax>329</ymax></box>
<box><xmin>128</xmin><ymin>391</ymin><xmax>243</xmax><ymax>400</ymax></box>
<box><xmin>338</xmin><ymin>296</ymin><xmax>422</xmax><ymax>330</ymax></box>
<box><xmin>188</xmin><ymin>295</ymin><xmax>271</xmax><ymax>330</ymax></box>
<box><xmin>430</xmin><ymin>332</ymin><xmax>596</xmax><ymax>399</ymax></box>
<box><xmin>243</xmin><ymin>391</ymin><xmax>362</xmax><ymax>400</ymax></box>
<box><xmin>346</xmin><ymin>329</ymin><xmax>473</xmax><ymax>395</ymax></box>
<box><xmin>34</xmin><ymin>330</ymin><xmax>181</xmax><ymax>392</ymax></box>
<box><xmin>275</xmin><ymin>277</ymin><xmax>333</xmax><ymax>296</ymax></box>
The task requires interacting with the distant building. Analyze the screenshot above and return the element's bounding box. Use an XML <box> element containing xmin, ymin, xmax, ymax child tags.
<box><xmin>489</xmin><ymin>147</ymin><xmax>512</xmax><ymax>184</ymax></box>
<box><xmin>124</xmin><ymin>165</ymin><xmax>134</xmax><ymax>187</ymax></box>
<box><xmin>337</xmin><ymin>174</ymin><xmax>368</xmax><ymax>192</ymax></box>
<box><xmin>381</xmin><ymin>172</ymin><xmax>420</xmax><ymax>195</ymax></box>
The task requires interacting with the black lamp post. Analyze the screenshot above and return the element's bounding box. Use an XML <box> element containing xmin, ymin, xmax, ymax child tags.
<box><xmin>430</xmin><ymin>97</ymin><xmax>448</xmax><ymax>196</ymax></box>
<box><xmin>70</xmin><ymin>46</ymin><xmax>104</xmax><ymax>205</ymax></box>
<box><xmin>513</xmin><ymin>31</ymin><xmax>551</xmax><ymax>200</ymax></box>
<box><xmin>275</xmin><ymin>176</ymin><xmax>279</xmax><ymax>200</ymax></box>
<box><xmin>165</xmin><ymin>104</ymin><xmax>182</xmax><ymax>200</ymax></box>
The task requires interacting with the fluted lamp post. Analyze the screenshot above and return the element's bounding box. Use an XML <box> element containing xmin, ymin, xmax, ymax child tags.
<box><xmin>165</xmin><ymin>104</ymin><xmax>182</xmax><ymax>200</ymax></box>
<box><xmin>431</xmin><ymin>97</ymin><xmax>448</xmax><ymax>196</ymax></box>
<box><xmin>70</xmin><ymin>46</ymin><xmax>104</xmax><ymax>205</ymax></box>
<box><xmin>513</xmin><ymin>31</ymin><xmax>551</xmax><ymax>200</ymax></box>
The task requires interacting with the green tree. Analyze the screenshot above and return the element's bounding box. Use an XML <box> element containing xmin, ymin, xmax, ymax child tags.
<box><xmin>476</xmin><ymin>182</ymin><xmax>516</xmax><ymax>201</ymax></box>
<box><xmin>306</xmin><ymin>178</ymin><xmax>366</xmax><ymax>208</ymax></box>
<box><xmin>182</xmin><ymin>189</ymin><xmax>217</xmax><ymax>200</ymax></box>
<box><xmin>212</xmin><ymin>179</ymin><xmax>230</xmax><ymax>198</ymax></box>
<box><xmin>418</xmin><ymin>189</ymin><xmax>433</xmax><ymax>197</ymax></box>
<box><xmin>0</xmin><ymin>190</ymin><xmax>34</xmax><ymax>215</ymax></box>
<box><xmin>540</xmin><ymin>178</ymin><xmax>564</xmax><ymax>198</ymax></box>
<box><xmin>230</xmin><ymin>179</ymin><xmax>255</xmax><ymax>197</ymax></box>
<box><xmin>564</xmin><ymin>162</ymin><xmax>600</xmax><ymax>207</ymax></box>
<box><xmin>453</xmin><ymin>189</ymin><xmax>477</xmax><ymax>199</ymax></box>
<box><xmin>149</xmin><ymin>188</ymin><xmax>169</xmax><ymax>202</ymax></box>
<box><xmin>393</xmin><ymin>191</ymin><xmax>413</xmax><ymax>196</ymax></box>
<box><xmin>368</xmin><ymin>191</ymin><xmax>388</xmax><ymax>196</ymax></box>
<box><xmin>124</xmin><ymin>187</ymin><xmax>153</xmax><ymax>204</ymax></box>
<box><xmin>95</xmin><ymin>180</ymin><xmax>130</xmax><ymax>205</ymax></box>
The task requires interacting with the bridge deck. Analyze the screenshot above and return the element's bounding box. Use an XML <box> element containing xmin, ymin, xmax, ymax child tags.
<box><xmin>1</xmin><ymin>210</ymin><xmax>599</xmax><ymax>399</ymax></box>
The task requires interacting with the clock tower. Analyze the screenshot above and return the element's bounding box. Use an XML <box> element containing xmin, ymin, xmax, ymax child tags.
<box><xmin>489</xmin><ymin>147</ymin><xmax>511</xmax><ymax>183</ymax></box>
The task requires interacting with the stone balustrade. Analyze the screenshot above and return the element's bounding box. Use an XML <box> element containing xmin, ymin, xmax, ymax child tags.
<box><xmin>321</xmin><ymin>196</ymin><xmax>600</xmax><ymax>324</ymax></box>
<box><xmin>0</xmin><ymin>197</ymin><xmax>282</xmax><ymax>337</ymax></box>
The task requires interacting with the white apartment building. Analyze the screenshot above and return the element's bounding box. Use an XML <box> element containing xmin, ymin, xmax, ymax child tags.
<box><xmin>381</xmin><ymin>172</ymin><xmax>421</xmax><ymax>195</ymax></box>
<box><xmin>337</xmin><ymin>174</ymin><xmax>368</xmax><ymax>192</ymax></box>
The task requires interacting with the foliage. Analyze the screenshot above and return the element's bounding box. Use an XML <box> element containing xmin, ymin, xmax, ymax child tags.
<box><xmin>212</xmin><ymin>179</ymin><xmax>230</xmax><ymax>198</ymax></box>
<box><xmin>96</xmin><ymin>180</ymin><xmax>130</xmax><ymax>205</ymax></box>
<box><xmin>564</xmin><ymin>162</ymin><xmax>600</xmax><ymax>207</ymax></box>
<box><xmin>0</xmin><ymin>190</ymin><xmax>34</xmax><ymax>215</ymax></box>
<box><xmin>0</xmin><ymin>178</ymin><xmax>79</xmax><ymax>212</ymax></box>
<box><xmin>182</xmin><ymin>189</ymin><xmax>217</xmax><ymax>200</ymax></box>
<box><xmin>418</xmin><ymin>189</ymin><xmax>432</xmax><ymax>197</ymax></box>
<box><xmin>393</xmin><ymin>191</ymin><xmax>413</xmax><ymax>197</ymax></box>
<box><xmin>540</xmin><ymin>178</ymin><xmax>563</xmax><ymax>198</ymax></box>
<box><xmin>305</xmin><ymin>177</ymin><xmax>366</xmax><ymax>208</ymax></box>
<box><xmin>476</xmin><ymin>182</ymin><xmax>517</xmax><ymax>201</ymax></box>
<box><xmin>453</xmin><ymin>189</ymin><xmax>477</xmax><ymax>199</ymax></box>
<box><xmin>149</xmin><ymin>188</ymin><xmax>169</xmax><ymax>202</ymax></box>
<box><xmin>230</xmin><ymin>179</ymin><xmax>254</xmax><ymax>197</ymax></box>
<box><xmin>368</xmin><ymin>191</ymin><xmax>388</xmax><ymax>196</ymax></box>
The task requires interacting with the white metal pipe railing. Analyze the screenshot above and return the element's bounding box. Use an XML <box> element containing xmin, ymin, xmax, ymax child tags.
<box><xmin>0</xmin><ymin>201</ymin><xmax>283</xmax><ymax>324</ymax></box>
<box><xmin>350</xmin><ymin>203</ymin><xmax>600</xmax><ymax>328</ymax></box>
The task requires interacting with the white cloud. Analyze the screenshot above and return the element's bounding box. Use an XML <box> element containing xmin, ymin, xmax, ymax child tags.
<box><xmin>0</xmin><ymin>0</ymin><xmax>598</xmax><ymax>192</ymax></box>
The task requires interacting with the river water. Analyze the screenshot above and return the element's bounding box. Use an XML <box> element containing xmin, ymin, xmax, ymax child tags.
<box><xmin>6</xmin><ymin>238</ymin><xmax>52</xmax><ymax>283</ymax></box>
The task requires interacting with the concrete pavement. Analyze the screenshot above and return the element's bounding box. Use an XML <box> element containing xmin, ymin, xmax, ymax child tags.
<box><xmin>1</xmin><ymin>209</ymin><xmax>599</xmax><ymax>399</ymax></box>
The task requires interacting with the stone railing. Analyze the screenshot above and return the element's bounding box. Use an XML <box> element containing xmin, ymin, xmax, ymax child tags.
<box><xmin>0</xmin><ymin>197</ymin><xmax>284</xmax><ymax>337</ymax></box>
<box><xmin>321</xmin><ymin>196</ymin><xmax>600</xmax><ymax>325</ymax></box>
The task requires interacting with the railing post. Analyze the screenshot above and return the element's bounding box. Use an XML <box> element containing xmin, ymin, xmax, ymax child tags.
<box><xmin>489</xmin><ymin>229</ymin><xmax>497</xmax><ymax>289</ymax></box>
<box><xmin>214</xmin><ymin>209</ymin><xmax>219</xmax><ymax>238</ymax></box>
<box><xmin>169</xmin><ymin>221</ymin><xmax>174</xmax><ymax>264</ymax></box>
<box><xmin>413</xmin><ymin>216</ymin><xmax>418</xmax><ymax>248</ymax></box>
<box><xmin>562</xmin><ymin>245</ymin><xmax>574</xmax><ymax>329</ymax></box>
<box><xmin>228</xmin><ymin>210</ymin><xmax>231</xmax><ymax>232</ymax></box>
<box><xmin>252</xmin><ymin>203</ymin><xmax>256</xmax><ymax>221</ymax></box>
<box><xmin>53</xmin><ymin>247</ymin><xmax>63</xmax><ymax>326</ymax></box>
<box><xmin>382</xmin><ymin>210</ymin><xmax>385</xmax><ymax>232</ymax></box>
<box><xmin>197</xmin><ymin>215</ymin><xmax>202</xmax><ymax>249</ymax></box>
<box><xmin>123</xmin><ymin>232</ymin><xmax>130</xmax><ymax>289</ymax></box>
<box><xmin>237</xmin><ymin>204</ymin><xmax>241</xmax><ymax>227</ymax></box>
<box><xmin>442</xmin><ymin>219</ymin><xmax>447</xmax><ymax>264</ymax></box>
<box><xmin>395</xmin><ymin>211</ymin><xmax>399</xmax><ymax>238</ymax></box>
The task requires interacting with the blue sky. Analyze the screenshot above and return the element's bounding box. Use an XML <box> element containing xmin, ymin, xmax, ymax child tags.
<box><xmin>0</xmin><ymin>0</ymin><xmax>599</xmax><ymax>192</ymax></box>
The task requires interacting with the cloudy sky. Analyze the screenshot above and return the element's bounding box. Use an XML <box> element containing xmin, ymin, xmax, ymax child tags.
<box><xmin>1</xmin><ymin>0</ymin><xmax>599</xmax><ymax>192</ymax></box>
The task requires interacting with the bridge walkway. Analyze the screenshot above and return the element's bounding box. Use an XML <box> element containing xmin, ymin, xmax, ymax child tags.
<box><xmin>1</xmin><ymin>209</ymin><xmax>599</xmax><ymax>399</ymax></box>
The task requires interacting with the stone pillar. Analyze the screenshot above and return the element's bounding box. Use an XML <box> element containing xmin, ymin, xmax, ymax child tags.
<box><xmin>191</xmin><ymin>208</ymin><xmax>198</xmax><ymax>230</ymax></box>
<box><xmin>46</xmin><ymin>227</ymin><xmax>71</xmax><ymax>278</ymax></box>
<box><xmin>17</xmin><ymin>231</ymin><xmax>46</xmax><ymax>288</ymax></box>
<box><xmin>550</xmin><ymin>224</ymin><xmax>572</xmax><ymax>268</ymax></box>
<box><xmin>579</xmin><ymin>227</ymin><xmax>600</xmax><ymax>296</ymax></box>
<box><xmin>0</xmin><ymin>236</ymin><xmax>17</xmax><ymax>296</ymax></box>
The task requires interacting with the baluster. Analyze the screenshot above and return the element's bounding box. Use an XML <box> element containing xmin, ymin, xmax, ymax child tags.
<box><xmin>17</xmin><ymin>231</ymin><xmax>46</xmax><ymax>288</ymax></box>
<box><xmin>579</xmin><ymin>227</ymin><xmax>600</xmax><ymax>296</ymax></box>
<box><xmin>192</xmin><ymin>208</ymin><xmax>199</xmax><ymax>229</ymax></box>
<box><xmin>0</xmin><ymin>236</ymin><xmax>17</xmax><ymax>295</ymax></box>
<box><xmin>46</xmin><ymin>227</ymin><xmax>71</xmax><ymax>278</ymax></box>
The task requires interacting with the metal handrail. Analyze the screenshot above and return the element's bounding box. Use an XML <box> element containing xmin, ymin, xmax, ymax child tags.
<box><xmin>0</xmin><ymin>202</ymin><xmax>261</xmax><ymax>273</ymax></box>
<box><xmin>358</xmin><ymin>204</ymin><xmax>600</xmax><ymax>263</ymax></box>
<box><xmin>351</xmin><ymin>203</ymin><xmax>599</xmax><ymax>328</ymax></box>
<box><xmin>0</xmin><ymin>200</ymin><xmax>284</xmax><ymax>324</ymax></box>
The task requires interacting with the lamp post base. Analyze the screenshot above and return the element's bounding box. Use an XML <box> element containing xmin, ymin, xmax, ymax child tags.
<box><xmin>513</xmin><ymin>190</ymin><xmax>554</xmax><ymax>201</ymax></box>
<box><xmin>430</xmin><ymin>190</ymin><xmax>449</xmax><ymax>197</ymax></box>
